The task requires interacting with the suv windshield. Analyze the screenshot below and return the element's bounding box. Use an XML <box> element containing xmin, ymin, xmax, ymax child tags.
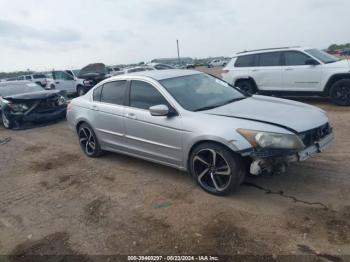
<box><xmin>305</xmin><ymin>49</ymin><xmax>339</xmax><ymax>64</ymax></box>
<box><xmin>160</xmin><ymin>73</ymin><xmax>246</xmax><ymax>112</ymax></box>
<box><xmin>0</xmin><ymin>83</ymin><xmax>43</xmax><ymax>97</ymax></box>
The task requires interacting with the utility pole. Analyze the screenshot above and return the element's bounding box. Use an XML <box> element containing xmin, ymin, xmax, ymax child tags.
<box><xmin>177</xmin><ymin>39</ymin><xmax>181</xmax><ymax>66</ymax></box>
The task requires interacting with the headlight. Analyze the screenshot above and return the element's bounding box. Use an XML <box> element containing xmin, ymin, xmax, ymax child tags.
<box><xmin>237</xmin><ymin>129</ymin><xmax>305</xmax><ymax>150</ymax></box>
<box><xmin>8</xmin><ymin>103</ymin><xmax>29</xmax><ymax>112</ymax></box>
<box><xmin>57</xmin><ymin>96</ymin><xmax>66</xmax><ymax>106</ymax></box>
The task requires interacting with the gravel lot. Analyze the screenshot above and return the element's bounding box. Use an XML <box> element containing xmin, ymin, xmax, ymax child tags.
<box><xmin>0</xmin><ymin>67</ymin><xmax>349</xmax><ymax>260</ymax></box>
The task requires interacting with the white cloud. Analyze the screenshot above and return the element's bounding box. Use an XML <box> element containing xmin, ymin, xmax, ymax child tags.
<box><xmin>0</xmin><ymin>0</ymin><xmax>349</xmax><ymax>71</ymax></box>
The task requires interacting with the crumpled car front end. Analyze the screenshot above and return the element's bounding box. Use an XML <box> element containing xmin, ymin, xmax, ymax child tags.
<box><xmin>0</xmin><ymin>91</ymin><xmax>67</xmax><ymax>129</ymax></box>
<box><xmin>237</xmin><ymin>123</ymin><xmax>334</xmax><ymax>175</ymax></box>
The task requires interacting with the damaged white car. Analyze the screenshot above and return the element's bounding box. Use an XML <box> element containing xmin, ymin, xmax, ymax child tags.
<box><xmin>67</xmin><ymin>70</ymin><xmax>334</xmax><ymax>196</ymax></box>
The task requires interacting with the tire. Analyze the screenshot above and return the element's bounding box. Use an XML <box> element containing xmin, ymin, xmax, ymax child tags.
<box><xmin>77</xmin><ymin>85</ymin><xmax>85</xmax><ymax>96</ymax></box>
<box><xmin>330</xmin><ymin>79</ymin><xmax>350</xmax><ymax>106</ymax></box>
<box><xmin>189</xmin><ymin>142</ymin><xmax>245</xmax><ymax>196</ymax></box>
<box><xmin>236</xmin><ymin>80</ymin><xmax>256</xmax><ymax>95</ymax></box>
<box><xmin>1</xmin><ymin>111</ymin><xmax>14</xmax><ymax>129</ymax></box>
<box><xmin>78</xmin><ymin>123</ymin><xmax>103</xmax><ymax>157</ymax></box>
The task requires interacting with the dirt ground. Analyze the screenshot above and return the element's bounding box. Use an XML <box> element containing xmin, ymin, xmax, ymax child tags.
<box><xmin>0</xmin><ymin>67</ymin><xmax>349</xmax><ymax>261</ymax></box>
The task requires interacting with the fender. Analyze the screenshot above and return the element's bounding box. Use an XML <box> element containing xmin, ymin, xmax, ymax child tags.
<box><xmin>324</xmin><ymin>73</ymin><xmax>350</xmax><ymax>93</ymax></box>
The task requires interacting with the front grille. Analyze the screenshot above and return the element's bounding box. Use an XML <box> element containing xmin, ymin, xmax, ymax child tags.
<box><xmin>299</xmin><ymin>123</ymin><xmax>332</xmax><ymax>148</ymax></box>
<box><xmin>33</xmin><ymin>97</ymin><xmax>61</xmax><ymax>112</ymax></box>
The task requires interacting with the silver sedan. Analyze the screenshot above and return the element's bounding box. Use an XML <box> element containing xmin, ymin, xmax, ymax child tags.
<box><xmin>67</xmin><ymin>70</ymin><xmax>334</xmax><ymax>195</ymax></box>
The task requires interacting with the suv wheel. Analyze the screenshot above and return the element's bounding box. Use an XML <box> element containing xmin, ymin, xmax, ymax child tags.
<box><xmin>236</xmin><ymin>80</ymin><xmax>256</xmax><ymax>95</ymax></box>
<box><xmin>189</xmin><ymin>142</ymin><xmax>245</xmax><ymax>196</ymax></box>
<box><xmin>77</xmin><ymin>86</ymin><xmax>85</xmax><ymax>96</ymax></box>
<box><xmin>330</xmin><ymin>79</ymin><xmax>350</xmax><ymax>106</ymax></box>
<box><xmin>78</xmin><ymin>123</ymin><xmax>103</xmax><ymax>157</ymax></box>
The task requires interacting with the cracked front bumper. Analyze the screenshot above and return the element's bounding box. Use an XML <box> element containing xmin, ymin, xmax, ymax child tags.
<box><xmin>298</xmin><ymin>132</ymin><xmax>335</xmax><ymax>161</ymax></box>
<box><xmin>249</xmin><ymin>131</ymin><xmax>335</xmax><ymax>175</ymax></box>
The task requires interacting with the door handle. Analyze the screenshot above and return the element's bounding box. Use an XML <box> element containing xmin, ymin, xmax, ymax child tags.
<box><xmin>252</xmin><ymin>69</ymin><xmax>259</xmax><ymax>72</ymax></box>
<box><xmin>55</xmin><ymin>81</ymin><xmax>60</xmax><ymax>84</ymax></box>
<box><xmin>92</xmin><ymin>105</ymin><xmax>99</xmax><ymax>110</ymax></box>
<box><xmin>125</xmin><ymin>113</ymin><xmax>137</xmax><ymax>119</ymax></box>
<box><xmin>285</xmin><ymin>68</ymin><xmax>293</xmax><ymax>71</ymax></box>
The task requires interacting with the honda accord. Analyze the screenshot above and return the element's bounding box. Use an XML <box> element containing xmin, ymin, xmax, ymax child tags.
<box><xmin>67</xmin><ymin>70</ymin><xmax>334</xmax><ymax>195</ymax></box>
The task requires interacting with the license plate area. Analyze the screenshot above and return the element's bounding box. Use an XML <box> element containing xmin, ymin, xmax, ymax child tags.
<box><xmin>298</xmin><ymin>133</ymin><xmax>334</xmax><ymax>161</ymax></box>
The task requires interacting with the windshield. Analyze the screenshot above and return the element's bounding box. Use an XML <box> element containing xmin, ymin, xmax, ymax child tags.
<box><xmin>305</xmin><ymin>49</ymin><xmax>339</xmax><ymax>64</ymax></box>
<box><xmin>160</xmin><ymin>74</ymin><xmax>246</xmax><ymax>112</ymax></box>
<box><xmin>0</xmin><ymin>83</ymin><xmax>43</xmax><ymax>97</ymax></box>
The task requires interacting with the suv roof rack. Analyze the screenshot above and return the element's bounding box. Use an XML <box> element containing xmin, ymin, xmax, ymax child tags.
<box><xmin>237</xmin><ymin>46</ymin><xmax>301</xmax><ymax>54</ymax></box>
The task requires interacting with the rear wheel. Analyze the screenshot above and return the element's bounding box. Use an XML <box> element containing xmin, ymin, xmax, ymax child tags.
<box><xmin>236</xmin><ymin>80</ymin><xmax>256</xmax><ymax>95</ymax></box>
<box><xmin>330</xmin><ymin>79</ymin><xmax>350</xmax><ymax>106</ymax></box>
<box><xmin>78</xmin><ymin>123</ymin><xmax>103</xmax><ymax>157</ymax></box>
<box><xmin>189</xmin><ymin>142</ymin><xmax>245</xmax><ymax>196</ymax></box>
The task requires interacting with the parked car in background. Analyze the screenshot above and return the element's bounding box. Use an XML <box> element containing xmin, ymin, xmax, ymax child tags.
<box><xmin>208</xmin><ymin>59</ymin><xmax>228</xmax><ymax>68</ymax></box>
<box><xmin>124</xmin><ymin>66</ymin><xmax>155</xmax><ymax>74</ymax></box>
<box><xmin>78</xmin><ymin>63</ymin><xmax>110</xmax><ymax>96</ymax></box>
<box><xmin>147</xmin><ymin>63</ymin><xmax>176</xmax><ymax>70</ymax></box>
<box><xmin>67</xmin><ymin>70</ymin><xmax>334</xmax><ymax>196</ymax></box>
<box><xmin>9</xmin><ymin>74</ymin><xmax>49</xmax><ymax>87</ymax></box>
<box><xmin>222</xmin><ymin>46</ymin><xmax>350</xmax><ymax>106</ymax></box>
<box><xmin>107</xmin><ymin>66</ymin><xmax>122</xmax><ymax>76</ymax></box>
<box><xmin>48</xmin><ymin>70</ymin><xmax>85</xmax><ymax>96</ymax></box>
<box><xmin>0</xmin><ymin>81</ymin><xmax>67</xmax><ymax>129</ymax></box>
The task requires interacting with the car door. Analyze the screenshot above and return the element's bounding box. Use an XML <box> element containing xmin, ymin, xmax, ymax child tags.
<box><xmin>281</xmin><ymin>51</ymin><xmax>323</xmax><ymax>91</ymax></box>
<box><xmin>124</xmin><ymin>80</ymin><xmax>183</xmax><ymax>167</ymax></box>
<box><xmin>52</xmin><ymin>71</ymin><xmax>75</xmax><ymax>93</ymax></box>
<box><xmin>250</xmin><ymin>51</ymin><xmax>283</xmax><ymax>91</ymax></box>
<box><xmin>90</xmin><ymin>80</ymin><xmax>128</xmax><ymax>150</ymax></box>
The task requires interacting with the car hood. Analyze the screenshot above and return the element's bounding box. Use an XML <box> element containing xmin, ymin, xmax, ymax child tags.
<box><xmin>3</xmin><ymin>90</ymin><xmax>63</xmax><ymax>101</ymax></box>
<box><xmin>324</xmin><ymin>59</ymin><xmax>350</xmax><ymax>69</ymax></box>
<box><xmin>203</xmin><ymin>95</ymin><xmax>328</xmax><ymax>133</ymax></box>
<box><xmin>78</xmin><ymin>63</ymin><xmax>107</xmax><ymax>80</ymax></box>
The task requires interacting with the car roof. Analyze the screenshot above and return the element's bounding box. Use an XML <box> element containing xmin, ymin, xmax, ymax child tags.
<box><xmin>110</xmin><ymin>69</ymin><xmax>201</xmax><ymax>81</ymax></box>
<box><xmin>235</xmin><ymin>46</ymin><xmax>311</xmax><ymax>56</ymax></box>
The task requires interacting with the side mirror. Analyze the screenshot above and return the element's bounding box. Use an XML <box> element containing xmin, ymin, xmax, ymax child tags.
<box><xmin>149</xmin><ymin>104</ymin><xmax>169</xmax><ymax>116</ymax></box>
<box><xmin>305</xmin><ymin>59</ymin><xmax>319</xmax><ymax>66</ymax></box>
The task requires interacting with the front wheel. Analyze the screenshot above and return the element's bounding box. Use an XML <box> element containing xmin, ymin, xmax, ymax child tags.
<box><xmin>1</xmin><ymin>111</ymin><xmax>14</xmax><ymax>129</ymax></box>
<box><xmin>189</xmin><ymin>143</ymin><xmax>245</xmax><ymax>196</ymax></box>
<box><xmin>330</xmin><ymin>79</ymin><xmax>350</xmax><ymax>106</ymax></box>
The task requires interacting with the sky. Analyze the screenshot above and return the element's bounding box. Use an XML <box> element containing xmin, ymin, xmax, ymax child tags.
<box><xmin>0</xmin><ymin>0</ymin><xmax>349</xmax><ymax>72</ymax></box>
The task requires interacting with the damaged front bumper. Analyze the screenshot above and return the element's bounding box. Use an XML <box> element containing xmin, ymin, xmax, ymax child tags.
<box><xmin>6</xmin><ymin>106</ymin><xmax>67</xmax><ymax>126</ymax></box>
<box><xmin>248</xmin><ymin>132</ymin><xmax>335</xmax><ymax>175</ymax></box>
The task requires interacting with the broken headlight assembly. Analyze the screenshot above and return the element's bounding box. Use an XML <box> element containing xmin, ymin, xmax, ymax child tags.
<box><xmin>57</xmin><ymin>96</ymin><xmax>66</xmax><ymax>106</ymax></box>
<box><xmin>237</xmin><ymin>129</ymin><xmax>305</xmax><ymax>150</ymax></box>
<box><xmin>8</xmin><ymin>103</ymin><xmax>29</xmax><ymax>113</ymax></box>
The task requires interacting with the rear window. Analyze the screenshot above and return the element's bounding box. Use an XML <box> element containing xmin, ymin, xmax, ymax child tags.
<box><xmin>235</xmin><ymin>55</ymin><xmax>255</xmax><ymax>67</ymax></box>
<box><xmin>33</xmin><ymin>74</ymin><xmax>46</xmax><ymax>79</ymax></box>
<box><xmin>258</xmin><ymin>52</ymin><xmax>281</xmax><ymax>66</ymax></box>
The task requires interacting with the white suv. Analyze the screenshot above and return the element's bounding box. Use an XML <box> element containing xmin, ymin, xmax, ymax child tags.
<box><xmin>222</xmin><ymin>47</ymin><xmax>350</xmax><ymax>105</ymax></box>
<box><xmin>48</xmin><ymin>70</ymin><xmax>85</xmax><ymax>96</ymax></box>
<box><xmin>16</xmin><ymin>74</ymin><xmax>48</xmax><ymax>87</ymax></box>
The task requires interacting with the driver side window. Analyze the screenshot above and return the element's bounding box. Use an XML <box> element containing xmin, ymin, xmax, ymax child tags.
<box><xmin>129</xmin><ymin>81</ymin><xmax>169</xmax><ymax>110</ymax></box>
<box><xmin>53</xmin><ymin>71</ymin><xmax>74</xmax><ymax>81</ymax></box>
<box><xmin>284</xmin><ymin>51</ymin><xmax>312</xmax><ymax>66</ymax></box>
